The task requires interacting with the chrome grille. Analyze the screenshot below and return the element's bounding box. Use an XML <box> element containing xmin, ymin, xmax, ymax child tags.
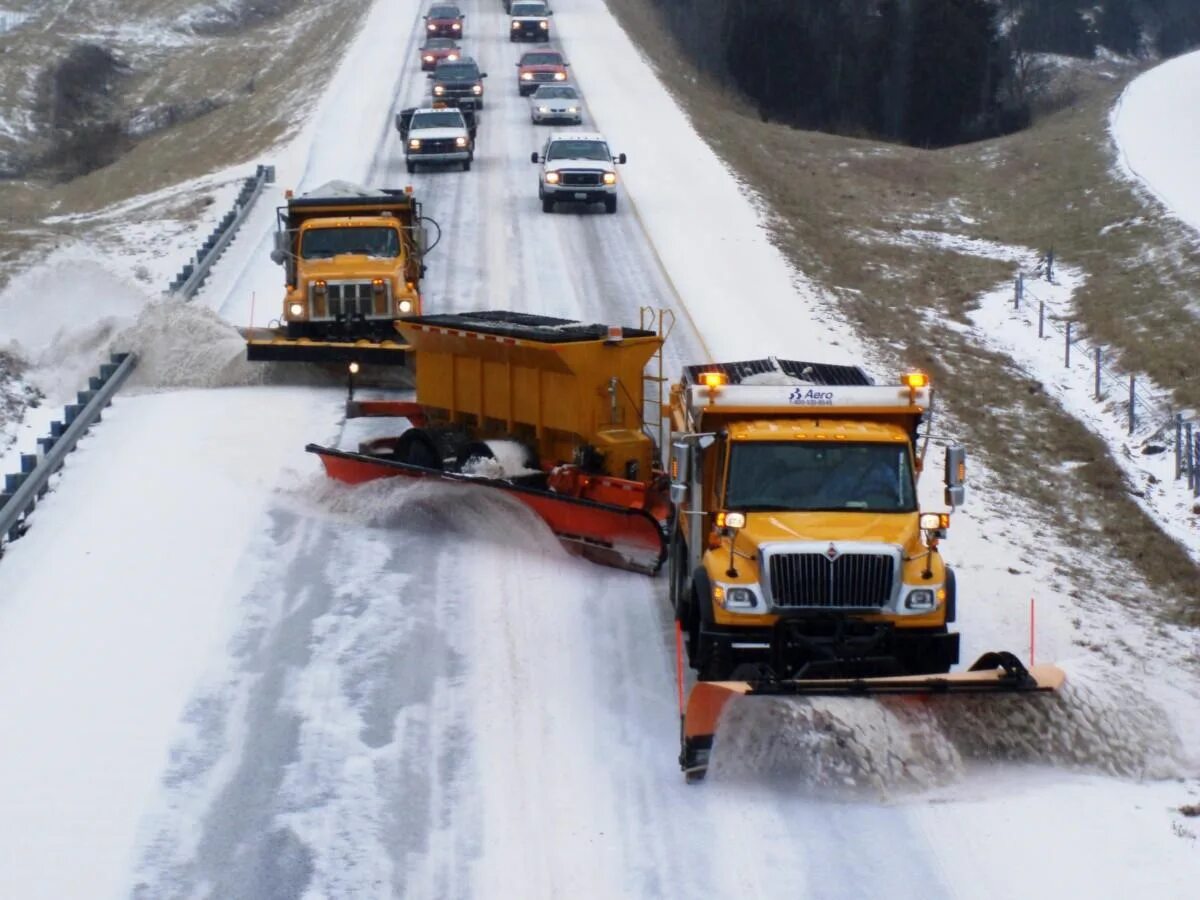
<box><xmin>312</xmin><ymin>281</ymin><xmax>386</xmax><ymax>321</ymax></box>
<box><xmin>767</xmin><ymin>552</ymin><xmax>894</xmax><ymax>609</ymax></box>
<box><xmin>561</xmin><ymin>171</ymin><xmax>601</xmax><ymax>186</ymax></box>
<box><xmin>416</xmin><ymin>138</ymin><xmax>458</xmax><ymax>153</ymax></box>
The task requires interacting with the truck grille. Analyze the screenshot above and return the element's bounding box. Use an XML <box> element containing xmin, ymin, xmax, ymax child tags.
<box><xmin>531</xmin><ymin>72</ymin><xmax>557</xmax><ymax>82</ymax></box>
<box><xmin>767</xmin><ymin>552</ymin><xmax>894</xmax><ymax>609</ymax></box>
<box><xmin>312</xmin><ymin>281</ymin><xmax>386</xmax><ymax>321</ymax></box>
<box><xmin>561</xmin><ymin>171</ymin><xmax>601</xmax><ymax>186</ymax></box>
<box><xmin>417</xmin><ymin>138</ymin><xmax>458</xmax><ymax>153</ymax></box>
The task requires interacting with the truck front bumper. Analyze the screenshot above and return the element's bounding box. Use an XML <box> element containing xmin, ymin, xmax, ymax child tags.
<box><xmin>407</xmin><ymin>150</ymin><xmax>470</xmax><ymax>164</ymax></box>
<box><xmin>542</xmin><ymin>186</ymin><xmax>613</xmax><ymax>204</ymax></box>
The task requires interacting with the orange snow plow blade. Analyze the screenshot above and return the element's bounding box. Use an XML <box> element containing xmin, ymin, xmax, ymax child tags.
<box><xmin>308</xmin><ymin>444</ymin><xmax>668</xmax><ymax>574</ymax></box>
<box><xmin>680</xmin><ymin>651</ymin><xmax>1065</xmax><ymax>781</ymax></box>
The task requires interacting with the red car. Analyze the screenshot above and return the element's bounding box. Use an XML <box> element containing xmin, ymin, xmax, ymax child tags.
<box><xmin>419</xmin><ymin>37</ymin><xmax>460</xmax><ymax>71</ymax></box>
<box><xmin>424</xmin><ymin>3</ymin><xmax>464</xmax><ymax>38</ymax></box>
<box><xmin>516</xmin><ymin>49</ymin><xmax>568</xmax><ymax>97</ymax></box>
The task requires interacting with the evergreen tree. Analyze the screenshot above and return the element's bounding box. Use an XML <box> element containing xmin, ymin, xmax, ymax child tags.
<box><xmin>1097</xmin><ymin>0</ymin><xmax>1141</xmax><ymax>55</ymax></box>
<box><xmin>1012</xmin><ymin>0</ymin><xmax>1096</xmax><ymax>57</ymax></box>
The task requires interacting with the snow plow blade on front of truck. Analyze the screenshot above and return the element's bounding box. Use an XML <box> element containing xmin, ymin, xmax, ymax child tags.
<box><xmin>679</xmin><ymin>651</ymin><xmax>1066</xmax><ymax>782</ymax></box>
<box><xmin>244</xmin><ymin>327</ymin><xmax>411</xmax><ymax>365</ymax></box>
<box><xmin>308</xmin><ymin>443</ymin><xmax>669</xmax><ymax>574</ymax></box>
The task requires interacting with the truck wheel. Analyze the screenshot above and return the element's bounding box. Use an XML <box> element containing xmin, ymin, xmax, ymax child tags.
<box><xmin>392</xmin><ymin>429</ymin><xmax>443</xmax><ymax>470</ymax></box>
<box><xmin>604</xmin><ymin>196</ymin><xmax>617</xmax><ymax>214</ymax></box>
<box><xmin>406</xmin><ymin>161</ymin><xmax>415</xmax><ymax>174</ymax></box>
<box><xmin>462</xmin><ymin>159</ymin><xmax>471</xmax><ymax>171</ymax></box>
<box><xmin>542</xmin><ymin>196</ymin><xmax>554</xmax><ymax>213</ymax></box>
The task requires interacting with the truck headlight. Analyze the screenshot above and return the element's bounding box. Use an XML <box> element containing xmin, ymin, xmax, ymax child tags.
<box><xmin>539</xmin><ymin>20</ymin><xmax>549</xmax><ymax>29</ymax></box>
<box><xmin>472</xmin><ymin>84</ymin><xmax>483</xmax><ymax>94</ymax></box>
<box><xmin>434</xmin><ymin>85</ymin><xmax>445</xmax><ymax>95</ymax></box>
<box><xmin>904</xmin><ymin>589</ymin><xmax>936</xmax><ymax>611</ymax></box>
<box><xmin>545</xmin><ymin>171</ymin><xmax>560</xmax><ymax>184</ymax></box>
<box><xmin>603</xmin><ymin>172</ymin><xmax>616</xmax><ymax>185</ymax></box>
<box><xmin>511</xmin><ymin>21</ymin><xmax>520</xmax><ymax>29</ymax></box>
<box><xmin>427</xmin><ymin>23</ymin><xmax>436</xmax><ymax>31</ymax></box>
<box><xmin>423</xmin><ymin>54</ymin><xmax>434</xmax><ymax>62</ymax></box>
<box><xmin>455</xmin><ymin>136</ymin><xmax>468</xmax><ymax>147</ymax></box>
<box><xmin>288</xmin><ymin>302</ymin><xmax>304</xmax><ymax>317</ymax></box>
<box><xmin>553</xmin><ymin>72</ymin><xmax>566</xmax><ymax>80</ymax></box>
<box><xmin>724</xmin><ymin>588</ymin><xmax>756</xmax><ymax>610</ymax></box>
<box><xmin>521</xmin><ymin>72</ymin><xmax>534</xmax><ymax>80</ymax></box>
<box><xmin>398</xmin><ymin>299</ymin><xmax>413</xmax><ymax>313</ymax></box>
<box><xmin>451</xmin><ymin>22</ymin><xmax>460</xmax><ymax>30</ymax></box>
<box><xmin>409</xmin><ymin>138</ymin><xmax>421</xmax><ymax>149</ymax></box>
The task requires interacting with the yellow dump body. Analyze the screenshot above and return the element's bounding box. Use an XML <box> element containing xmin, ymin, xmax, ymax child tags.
<box><xmin>398</xmin><ymin>312</ymin><xmax>662</xmax><ymax>479</ymax></box>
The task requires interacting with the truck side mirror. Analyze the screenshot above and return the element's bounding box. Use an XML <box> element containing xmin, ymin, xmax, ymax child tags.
<box><xmin>269</xmin><ymin>231</ymin><xmax>288</xmax><ymax>265</ymax></box>
<box><xmin>530</xmin><ymin>152</ymin><xmax>540</xmax><ymax>163</ymax></box>
<box><xmin>616</xmin><ymin>153</ymin><xmax>627</xmax><ymax>164</ymax></box>
<box><xmin>670</xmin><ymin>441</ymin><xmax>690</xmax><ymax>487</ymax></box>
<box><xmin>944</xmin><ymin>445</ymin><xmax>966</xmax><ymax>508</ymax></box>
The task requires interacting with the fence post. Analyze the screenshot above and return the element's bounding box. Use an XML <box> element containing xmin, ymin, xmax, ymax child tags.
<box><xmin>1094</xmin><ymin>347</ymin><xmax>1102</xmax><ymax>400</ymax></box>
<box><xmin>1046</xmin><ymin>248</ymin><xmax>1055</xmax><ymax>283</ymax></box>
<box><xmin>1128</xmin><ymin>376</ymin><xmax>1135</xmax><ymax>435</ymax></box>
<box><xmin>1177</xmin><ymin>414</ymin><xmax>1184</xmax><ymax>480</ymax></box>
<box><xmin>1038</xmin><ymin>301</ymin><xmax>1044</xmax><ymax>338</ymax></box>
<box><xmin>1187</xmin><ymin>423</ymin><xmax>1195</xmax><ymax>488</ymax></box>
<box><xmin>1065</xmin><ymin>322</ymin><xmax>1072</xmax><ymax>367</ymax></box>
<box><xmin>1015</xmin><ymin>274</ymin><xmax>1023</xmax><ymax>309</ymax></box>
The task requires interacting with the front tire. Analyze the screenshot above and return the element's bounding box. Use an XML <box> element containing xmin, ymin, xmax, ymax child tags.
<box><xmin>406</xmin><ymin>160</ymin><xmax>416</xmax><ymax>174</ymax></box>
<box><xmin>542</xmin><ymin>196</ymin><xmax>554</xmax><ymax>213</ymax></box>
<box><xmin>604</xmin><ymin>195</ymin><xmax>617</xmax><ymax>214</ymax></box>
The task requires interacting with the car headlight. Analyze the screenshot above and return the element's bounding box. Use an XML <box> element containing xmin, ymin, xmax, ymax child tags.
<box><xmin>423</xmin><ymin>54</ymin><xmax>434</xmax><ymax>62</ymax></box>
<box><xmin>455</xmin><ymin>136</ymin><xmax>467</xmax><ymax>147</ymax></box>
<box><xmin>545</xmin><ymin>171</ymin><xmax>560</xmax><ymax>184</ymax></box>
<box><xmin>539</xmin><ymin>20</ymin><xmax>549</xmax><ymax>29</ymax></box>
<box><xmin>537</xmin><ymin>106</ymin><xmax>549</xmax><ymax>112</ymax></box>
<box><xmin>567</xmin><ymin>107</ymin><xmax>577</xmax><ymax>113</ymax></box>
<box><xmin>511</xmin><ymin>21</ymin><xmax>520</xmax><ymax>28</ymax></box>
<box><xmin>288</xmin><ymin>302</ymin><xmax>304</xmax><ymax>317</ymax></box>
<box><xmin>448</xmin><ymin>53</ymin><xmax>458</xmax><ymax>61</ymax></box>
<box><xmin>427</xmin><ymin>23</ymin><xmax>436</xmax><ymax>30</ymax></box>
<box><xmin>602</xmin><ymin>172</ymin><xmax>616</xmax><ymax>185</ymax></box>
<box><xmin>472</xmin><ymin>84</ymin><xmax>482</xmax><ymax>94</ymax></box>
<box><xmin>521</xmin><ymin>72</ymin><xmax>533</xmax><ymax>80</ymax></box>
<box><xmin>452</xmin><ymin>22</ymin><xmax>460</xmax><ymax>30</ymax></box>
<box><xmin>553</xmin><ymin>71</ymin><xmax>566</xmax><ymax>80</ymax></box>
<box><xmin>409</xmin><ymin>138</ymin><xmax>421</xmax><ymax>149</ymax></box>
<box><xmin>904</xmin><ymin>588</ymin><xmax>936</xmax><ymax>611</ymax></box>
<box><xmin>434</xmin><ymin>85</ymin><xmax>445</xmax><ymax>95</ymax></box>
<box><xmin>398</xmin><ymin>299</ymin><xmax>413</xmax><ymax>313</ymax></box>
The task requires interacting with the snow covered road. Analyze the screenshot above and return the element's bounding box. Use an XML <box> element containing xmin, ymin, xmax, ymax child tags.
<box><xmin>1</xmin><ymin>2</ymin><xmax>1199</xmax><ymax>898</ymax></box>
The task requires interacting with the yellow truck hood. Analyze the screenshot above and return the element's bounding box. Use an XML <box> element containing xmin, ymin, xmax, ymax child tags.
<box><xmin>741</xmin><ymin>510</ymin><xmax>917</xmax><ymax>550</ymax></box>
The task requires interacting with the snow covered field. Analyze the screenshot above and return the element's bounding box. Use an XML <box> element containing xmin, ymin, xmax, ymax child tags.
<box><xmin>0</xmin><ymin>3</ymin><xmax>1197</xmax><ymax>899</ymax></box>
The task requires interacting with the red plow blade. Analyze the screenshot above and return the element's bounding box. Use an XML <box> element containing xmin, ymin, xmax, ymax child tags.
<box><xmin>307</xmin><ymin>444</ymin><xmax>667</xmax><ymax>574</ymax></box>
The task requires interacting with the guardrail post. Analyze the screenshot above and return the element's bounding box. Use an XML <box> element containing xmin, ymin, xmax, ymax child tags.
<box><xmin>1194</xmin><ymin>433</ymin><xmax>1199</xmax><ymax>496</ymax></box>
<box><xmin>1065</xmin><ymin>322</ymin><xmax>1072</xmax><ymax>367</ymax></box>
<box><xmin>1015</xmin><ymin>274</ymin><xmax>1023</xmax><ymax>309</ymax></box>
<box><xmin>1094</xmin><ymin>347</ymin><xmax>1102</xmax><ymax>400</ymax></box>
<box><xmin>1187</xmin><ymin>423</ymin><xmax>1195</xmax><ymax>488</ymax></box>
<box><xmin>1038</xmin><ymin>301</ymin><xmax>1044</xmax><ymax>338</ymax></box>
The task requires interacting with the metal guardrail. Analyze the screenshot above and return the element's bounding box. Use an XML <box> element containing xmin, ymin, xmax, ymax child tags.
<box><xmin>0</xmin><ymin>352</ymin><xmax>138</xmax><ymax>550</ymax></box>
<box><xmin>167</xmin><ymin>163</ymin><xmax>276</xmax><ymax>299</ymax></box>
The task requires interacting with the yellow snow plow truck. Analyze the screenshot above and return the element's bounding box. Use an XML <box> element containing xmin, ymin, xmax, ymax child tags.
<box><xmin>245</xmin><ymin>181</ymin><xmax>433</xmax><ymax>365</ymax></box>
<box><xmin>666</xmin><ymin>359</ymin><xmax>1064</xmax><ymax>780</ymax></box>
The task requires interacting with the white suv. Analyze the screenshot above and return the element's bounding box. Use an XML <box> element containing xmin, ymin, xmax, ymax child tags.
<box><xmin>531</xmin><ymin>132</ymin><xmax>626</xmax><ymax>214</ymax></box>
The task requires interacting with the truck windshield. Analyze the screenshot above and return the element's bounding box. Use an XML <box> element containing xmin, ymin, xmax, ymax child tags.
<box><xmin>726</xmin><ymin>441</ymin><xmax>916</xmax><ymax>512</ymax></box>
<box><xmin>301</xmin><ymin>227</ymin><xmax>401</xmax><ymax>260</ymax></box>
<box><xmin>546</xmin><ymin>141</ymin><xmax>609</xmax><ymax>161</ymax></box>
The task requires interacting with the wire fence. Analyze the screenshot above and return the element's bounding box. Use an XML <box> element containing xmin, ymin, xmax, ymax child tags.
<box><xmin>1011</xmin><ymin>255</ymin><xmax>1199</xmax><ymax>500</ymax></box>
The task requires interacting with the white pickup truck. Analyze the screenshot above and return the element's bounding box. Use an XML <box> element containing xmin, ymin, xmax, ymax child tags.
<box><xmin>396</xmin><ymin>107</ymin><xmax>474</xmax><ymax>173</ymax></box>
<box><xmin>531</xmin><ymin>132</ymin><xmax>626</xmax><ymax>214</ymax></box>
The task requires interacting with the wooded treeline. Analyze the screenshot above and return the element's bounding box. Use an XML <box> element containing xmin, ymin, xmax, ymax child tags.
<box><xmin>648</xmin><ymin>0</ymin><xmax>1200</xmax><ymax>147</ymax></box>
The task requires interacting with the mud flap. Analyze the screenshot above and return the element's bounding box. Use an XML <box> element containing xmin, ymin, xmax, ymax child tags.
<box><xmin>308</xmin><ymin>444</ymin><xmax>668</xmax><ymax>574</ymax></box>
<box><xmin>679</xmin><ymin>652</ymin><xmax>1065</xmax><ymax>782</ymax></box>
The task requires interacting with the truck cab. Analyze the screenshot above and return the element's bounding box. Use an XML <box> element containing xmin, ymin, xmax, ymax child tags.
<box><xmin>270</xmin><ymin>183</ymin><xmax>425</xmax><ymax>341</ymax></box>
<box><xmin>667</xmin><ymin>359</ymin><xmax>965</xmax><ymax>681</ymax></box>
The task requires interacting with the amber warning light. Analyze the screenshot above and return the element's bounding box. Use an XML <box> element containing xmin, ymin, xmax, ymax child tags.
<box><xmin>902</xmin><ymin>372</ymin><xmax>929</xmax><ymax>389</ymax></box>
<box><xmin>699</xmin><ymin>371</ymin><xmax>728</xmax><ymax>389</ymax></box>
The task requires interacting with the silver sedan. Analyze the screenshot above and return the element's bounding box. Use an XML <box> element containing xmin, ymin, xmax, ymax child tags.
<box><xmin>529</xmin><ymin>84</ymin><xmax>583</xmax><ymax>125</ymax></box>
